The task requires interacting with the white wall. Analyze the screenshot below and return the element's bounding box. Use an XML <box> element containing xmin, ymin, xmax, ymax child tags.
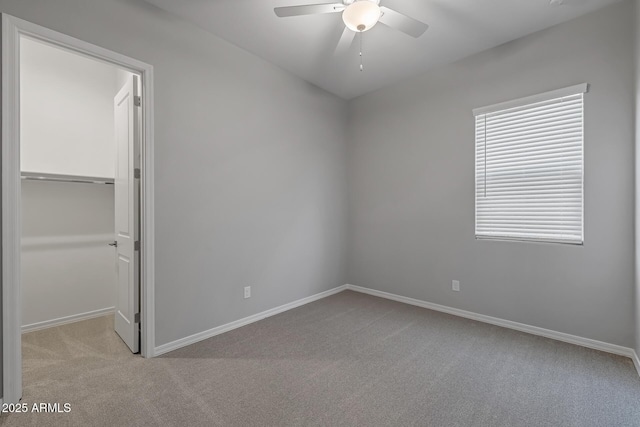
<box><xmin>1</xmin><ymin>0</ymin><xmax>349</xmax><ymax>349</ymax></box>
<box><xmin>20</xmin><ymin>39</ymin><xmax>119</xmax><ymax>328</ymax></box>
<box><xmin>348</xmin><ymin>0</ymin><xmax>635</xmax><ymax>347</ymax></box>
<box><xmin>21</xmin><ymin>181</ymin><xmax>115</xmax><ymax>328</ymax></box>
<box><xmin>20</xmin><ymin>37</ymin><xmax>118</xmax><ymax>178</ymax></box>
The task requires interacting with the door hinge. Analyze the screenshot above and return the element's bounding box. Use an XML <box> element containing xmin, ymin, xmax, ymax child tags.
<box><xmin>134</xmin><ymin>168</ymin><xmax>141</xmax><ymax>179</ymax></box>
<box><xmin>134</xmin><ymin>313</ymin><xmax>140</xmax><ymax>323</ymax></box>
<box><xmin>134</xmin><ymin>241</ymin><xmax>140</xmax><ymax>251</ymax></box>
<box><xmin>134</xmin><ymin>96</ymin><xmax>141</xmax><ymax>107</ymax></box>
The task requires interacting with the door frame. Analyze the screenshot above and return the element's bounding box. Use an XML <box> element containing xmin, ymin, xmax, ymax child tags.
<box><xmin>1</xmin><ymin>14</ymin><xmax>156</xmax><ymax>403</ymax></box>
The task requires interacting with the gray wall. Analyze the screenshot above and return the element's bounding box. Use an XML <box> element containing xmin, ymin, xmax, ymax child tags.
<box><xmin>347</xmin><ymin>0</ymin><xmax>635</xmax><ymax>347</ymax></box>
<box><xmin>1</xmin><ymin>0</ymin><xmax>348</xmax><ymax>346</ymax></box>
<box><xmin>635</xmin><ymin>0</ymin><xmax>640</xmax><ymax>357</ymax></box>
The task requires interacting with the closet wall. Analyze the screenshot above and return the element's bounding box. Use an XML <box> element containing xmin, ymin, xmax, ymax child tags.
<box><xmin>20</xmin><ymin>37</ymin><xmax>120</xmax><ymax>330</ymax></box>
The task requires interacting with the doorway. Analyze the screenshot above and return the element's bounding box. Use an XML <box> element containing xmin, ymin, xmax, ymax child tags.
<box><xmin>20</xmin><ymin>36</ymin><xmax>137</xmax><ymax>346</ymax></box>
<box><xmin>2</xmin><ymin>15</ymin><xmax>156</xmax><ymax>404</ymax></box>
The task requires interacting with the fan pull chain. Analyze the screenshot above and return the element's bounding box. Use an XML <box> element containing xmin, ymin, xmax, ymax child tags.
<box><xmin>359</xmin><ymin>31</ymin><xmax>363</xmax><ymax>72</ymax></box>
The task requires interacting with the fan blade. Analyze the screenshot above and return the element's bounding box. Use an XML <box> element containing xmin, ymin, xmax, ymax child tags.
<box><xmin>334</xmin><ymin>26</ymin><xmax>356</xmax><ymax>55</ymax></box>
<box><xmin>275</xmin><ymin>3</ymin><xmax>345</xmax><ymax>17</ymax></box>
<box><xmin>379</xmin><ymin>6</ymin><xmax>429</xmax><ymax>38</ymax></box>
<box><xmin>549</xmin><ymin>0</ymin><xmax>582</xmax><ymax>5</ymax></box>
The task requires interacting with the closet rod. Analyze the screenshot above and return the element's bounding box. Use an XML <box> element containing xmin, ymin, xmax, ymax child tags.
<box><xmin>21</xmin><ymin>172</ymin><xmax>114</xmax><ymax>185</ymax></box>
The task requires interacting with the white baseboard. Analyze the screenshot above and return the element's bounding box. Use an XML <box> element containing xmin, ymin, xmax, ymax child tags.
<box><xmin>154</xmin><ymin>285</ymin><xmax>348</xmax><ymax>356</ymax></box>
<box><xmin>152</xmin><ymin>282</ymin><xmax>639</xmax><ymax>379</ymax></box>
<box><xmin>346</xmin><ymin>284</ymin><xmax>637</xmax><ymax>363</ymax></box>
<box><xmin>22</xmin><ymin>307</ymin><xmax>115</xmax><ymax>333</ymax></box>
<box><xmin>632</xmin><ymin>350</ymin><xmax>640</xmax><ymax>377</ymax></box>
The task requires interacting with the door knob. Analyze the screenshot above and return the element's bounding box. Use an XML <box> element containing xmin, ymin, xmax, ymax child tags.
<box><xmin>108</xmin><ymin>241</ymin><xmax>118</xmax><ymax>248</ymax></box>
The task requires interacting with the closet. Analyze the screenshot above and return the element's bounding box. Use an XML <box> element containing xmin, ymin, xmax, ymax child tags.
<box><xmin>20</xmin><ymin>37</ymin><xmax>131</xmax><ymax>333</ymax></box>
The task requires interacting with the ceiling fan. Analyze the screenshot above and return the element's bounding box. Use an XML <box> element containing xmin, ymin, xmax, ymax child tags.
<box><xmin>274</xmin><ymin>0</ymin><xmax>429</xmax><ymax>39</ymax></box>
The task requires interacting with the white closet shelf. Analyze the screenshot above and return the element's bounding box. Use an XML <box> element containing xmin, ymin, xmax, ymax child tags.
<box><xmin>21</xmin><ymin>171</ymin><xmax>114</xmax><ymax>185</ymax></box>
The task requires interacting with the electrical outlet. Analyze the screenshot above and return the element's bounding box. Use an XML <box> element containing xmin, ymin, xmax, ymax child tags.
<box><xmin>452</xmin><ymin>280</ymin><xmax>460</xmax><ymax>292</ymax></box>
<box><xmin>244</xmin><ymin>286</ymin><xmax>251</xmax><ymax>299</ymax></box>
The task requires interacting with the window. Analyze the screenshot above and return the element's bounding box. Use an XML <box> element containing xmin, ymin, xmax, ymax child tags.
<box><xmin>474</xmin><ymin>84</ymin><xmax>587</xmax><ymax>244</ymax></box>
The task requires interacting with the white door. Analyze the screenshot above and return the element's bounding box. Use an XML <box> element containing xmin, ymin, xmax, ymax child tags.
<box><xmin>113</xmin><ymin>76</ymin><xmax>140</xmax><ymax>353</ymax></box>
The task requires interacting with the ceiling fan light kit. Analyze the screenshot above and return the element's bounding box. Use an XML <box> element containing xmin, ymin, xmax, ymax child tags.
<box><xmin>274</xmin><ymin>0</ymin><xmax>429</xmax><ymax>70</ymax></box>
<box><xmin>274</xmin><ymin>0</ymin><xmax>428</xmax><ymax>38</ymax></box>
<box><xmin>342</xmin><ymin>0</ymin><xmax>381</xmax><ymax>32</ymax></box>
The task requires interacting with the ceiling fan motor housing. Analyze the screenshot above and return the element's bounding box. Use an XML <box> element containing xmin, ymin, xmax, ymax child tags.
<box><xmin>343</xmin><ymin>0</ymin><xmax>381</xmax><ymax>4</ymax></box>
<box><xmin>342</xmin><ymin>0</ymin><xmax>382</xmax><ymax>32</ymax></box>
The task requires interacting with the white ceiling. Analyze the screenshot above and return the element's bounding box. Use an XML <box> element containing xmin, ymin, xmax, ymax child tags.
<box><xmin>143</xmin><ymin>0</ymin><xmax>622</xmax><ymax>99</ymax></box>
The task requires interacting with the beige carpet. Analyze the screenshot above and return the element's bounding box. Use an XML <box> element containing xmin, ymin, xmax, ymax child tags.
<box><xmin>2</xmin><ymin>290</ymin><xmax>639</xmax><ymax>426</ymax></box>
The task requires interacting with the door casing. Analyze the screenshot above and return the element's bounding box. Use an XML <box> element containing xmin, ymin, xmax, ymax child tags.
<box><xmin>1</xmin><ymin>14</ymin><xmax>156</xmax><ymax>404</ymax></box>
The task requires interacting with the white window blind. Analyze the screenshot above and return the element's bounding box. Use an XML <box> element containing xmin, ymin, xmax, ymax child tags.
<box><xmin>474</xmin><ymin>84</ymin><xmax>587</xmax><ymax>244</ymax></box>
